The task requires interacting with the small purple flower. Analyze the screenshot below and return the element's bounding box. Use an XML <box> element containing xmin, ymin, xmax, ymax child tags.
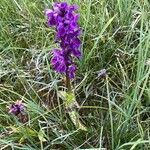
<box><xmin>45</xmin><ymin>2</ymin><xmax>81</xmax><ymax>79</ymax></box>
<box><xmin>8</xmin><ymin>100</ymin><xmax>25</xmax><ymax>116</ymax></box>
<box><xmin>97</xmin><ymin>69</ymin><xmax>107</xmax><ymax>78</ymax></box>
<box><xmin>68</xmin><ymin>65</ymin><xmax>76</xmax><ymax>79</ymax></box>
<box><xmin>51</xmin><ymin>49</ymin><xmax>67</xmax><ymax>73</ymax></box>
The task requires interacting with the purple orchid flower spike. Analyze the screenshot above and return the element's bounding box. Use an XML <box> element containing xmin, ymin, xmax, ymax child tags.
<box><xmin>45</xmin><ymin>3</ymin><xmax>87</xmax><ymax>130</ymax></box>
<box><xmin>8</xmin><ymin>100</ymin><xmax>25</xmax><ymax>116</ymax></box>
<box><xmin>45</xmin><ymin>2</ymin><xmax>81</xmax><ymax>81</ymax></box>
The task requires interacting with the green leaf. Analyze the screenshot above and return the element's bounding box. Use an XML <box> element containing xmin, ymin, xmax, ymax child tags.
<box><xmin>66</xmin><ymin>92</ymin><xmax>75</xmax><ymax>106</ymax></box>
<box><xmin>38</xmin><ymin>129</ymin><xmax>46</xmax><ymax>142</ymax></box>
<box><xmin>58</xmin><ymin>91</ymin><xmax>75</xmax><ymax>107</ymax></box>
<box><xmin>69</xmin><ymin>111</ymin><xmax>87</xmax><ymax>131</ymax></box>
<box><xmin>19</xmin><ymin>136</ymin><xmax>25</xmax><ymax>144</ymax></box>
<box><xmin>58</xmin><ymin>91</ymin><xmax>67</xmax><ymax>101</ymax></box>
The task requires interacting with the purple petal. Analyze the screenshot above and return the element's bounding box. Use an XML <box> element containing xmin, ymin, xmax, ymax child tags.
<box><xmin>68</xmin><ymin>65</ymin><xmax>76</xmax><ymax>79</ymax></box>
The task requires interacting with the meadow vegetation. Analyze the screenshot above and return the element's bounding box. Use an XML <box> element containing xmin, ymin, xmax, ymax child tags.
<box><xmin>0</xmin><ymin>0</ymin><xmax>150</xmax><ymax>149</ymax></box>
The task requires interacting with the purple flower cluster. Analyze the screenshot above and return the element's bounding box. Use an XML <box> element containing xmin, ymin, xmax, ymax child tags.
<box><xmin>45</xmin><ymin>2</ymin><xmax>81</xmax><ymax>79</ymax></box>
<box><xmin>8</xmin><ymin>100</ymin><xmax>25</xmax><ymax>116</ymax></box>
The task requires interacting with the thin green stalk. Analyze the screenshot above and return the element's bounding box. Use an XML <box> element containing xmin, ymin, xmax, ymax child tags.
<box><xmin>106</xmin><ymin>76</ymin><xmax>114</xmax><ymax>149</ymax></box>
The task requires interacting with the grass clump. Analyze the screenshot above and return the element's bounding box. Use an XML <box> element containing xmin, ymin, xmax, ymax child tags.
<box><xmin>0</xmin><ymin>0</ymin><xmax>150</xmax><ymax>149</ymax></box>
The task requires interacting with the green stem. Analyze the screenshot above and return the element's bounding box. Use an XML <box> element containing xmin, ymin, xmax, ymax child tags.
<box><xmin>65</xmin><ymin>71</ymin><xmax>87</xmax><ymax>131</ymax></box>
<box><xmin>65</xmin><ymin>72</ymin><xmax>71</xmax><ymax>92</ymax></box>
